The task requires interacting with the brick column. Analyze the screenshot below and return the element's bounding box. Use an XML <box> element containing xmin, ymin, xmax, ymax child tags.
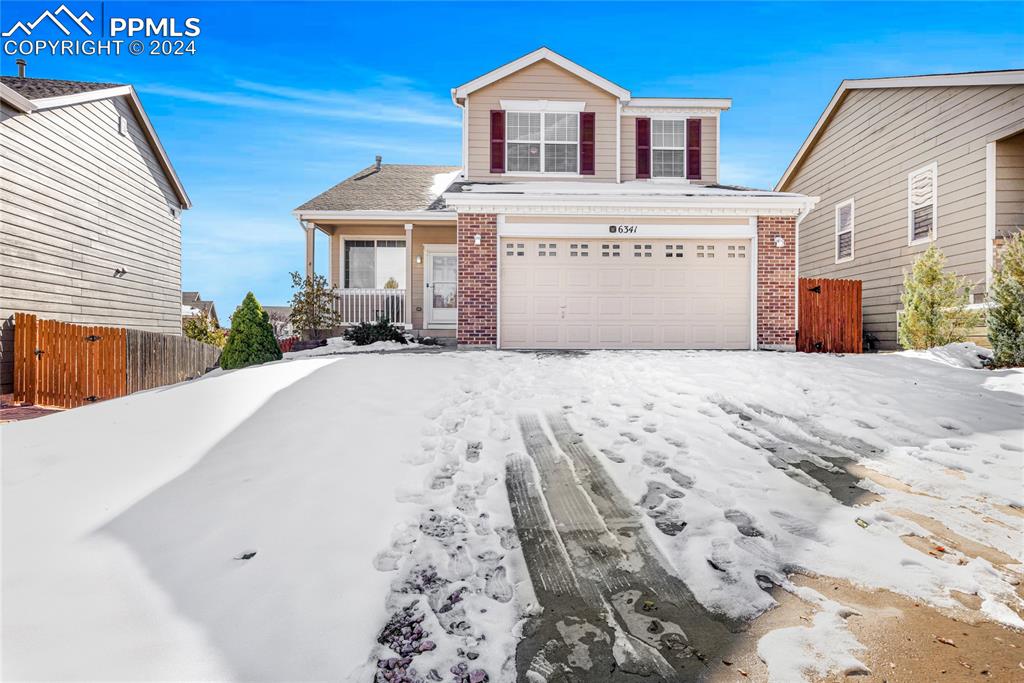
<box><xmin>757</xmin><ymin>215</ymin><xmax>797</xmax><ymax>350</ymax></box>
<box><xmin>457</xmin><ymin>213</ymin><xmax>498</xmax><ymax>346</ymax></box>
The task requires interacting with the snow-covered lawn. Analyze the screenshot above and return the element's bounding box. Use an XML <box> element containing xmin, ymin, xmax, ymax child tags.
<box><xmin>2</xmin><ymin>349</ymin><xmax>1021</xmax><ymax>681</ymax></box>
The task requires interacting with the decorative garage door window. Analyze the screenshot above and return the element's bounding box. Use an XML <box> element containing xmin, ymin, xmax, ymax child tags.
<box><xmin>665</xmin><ymin>244</ymin><xmax>685</xmax><ymax>258</ymax></box>
<box><xmin>601</xmin><ymin>244</ymin><xmax>621</xmax><ymax>257</ymax></box>
<box><xmin>728</xmin><ymin>245</ymin><xmax>747</xmax><ymax>258</ymax></box>
<box><xmin>505</xmin><ymin>242</ymin><xmax>525</xmax><ymax>257</ymax></box>
<box><xmin>569</xmin><ymin>244</ymin><xmax>590</xmax><ymax>257</ymax></box>
<box><xmin>633</xmin><ymin>244</ymin><xmax>654</xmax><ymax>257</ymax></box>
<box><xmin>537</xmin><ymin>243</ymin><xmax>558</xmax><ymax>256</ymax></box>
<box><xmin>696</xmin><ymin>244</ymin><xmax>715</xmax><ymax>258</ymax></box>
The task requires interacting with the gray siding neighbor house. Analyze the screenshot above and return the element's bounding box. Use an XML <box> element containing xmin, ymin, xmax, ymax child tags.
<box><xmin>0</xmin><ymin>72</ymin><xmax>190</xmax><ymax>392</ymax></box>
<box><xmin>777</xmin><ymin>70</ymin><xmax>1024</xmax><ymax>349</ymax></box>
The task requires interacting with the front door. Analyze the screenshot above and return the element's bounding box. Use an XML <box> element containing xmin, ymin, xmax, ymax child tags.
<box><xmin>424</xmin><ymin>247</ymin><xmax>457</xmax><ymax>327</ymax></box>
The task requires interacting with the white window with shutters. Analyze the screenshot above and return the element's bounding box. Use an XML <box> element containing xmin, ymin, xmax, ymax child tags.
<box><xmin>907</xmin><ymin>163</ymin><xmax>938</xmax><ymax>245</ymax></box>
<box><xmin>834</xmin><ymin>198</ymin><xmax>855</xmax><ymax>263</ymax></box>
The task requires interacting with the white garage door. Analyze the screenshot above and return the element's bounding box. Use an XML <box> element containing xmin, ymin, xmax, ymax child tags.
<box><xmin>500</xmin><ymin>238</ymin><xmax>751</xmax><ymax>349</ymax></box>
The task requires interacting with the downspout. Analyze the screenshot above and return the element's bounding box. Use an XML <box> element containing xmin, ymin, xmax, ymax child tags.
<box><xmin>452</xmin><ymin>88</ymin><xmax>468</xmax><ymax>178</ymax></box>
<box><xmin>616</xmin><ymin>99</ymin><xmax>622</xmax><ymax>183</ymax></box>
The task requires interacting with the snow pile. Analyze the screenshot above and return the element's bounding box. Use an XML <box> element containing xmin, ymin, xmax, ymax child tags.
<box><xmin>181</xmin><ymin>304</ymin><xmax>202</xmax><ymax>316</ymax></box>
<box><xmin>3</xmin><ymin>350</ymin><xmax>1021</xmax><ymax>681</ymax></box>
<box><xmin>898</xmin><ymin>342</ymin><xmax>993</xmax><ymax>369</ymax></box>
<box><xmin>757</xmin><ymin>583</ymin><xmax>869</xmax><ymax>682</ymax></box>
<box><xmin>429</xmin><ymin>169</ymin><xmax>461</xmax><ymax>202</ymax></box>
<box><xmin>283</xmin><ymin>335</ymin><xmax>419</xmax><ymax>358</ymax></box>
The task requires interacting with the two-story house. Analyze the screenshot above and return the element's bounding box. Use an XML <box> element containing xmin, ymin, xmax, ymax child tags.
<box><xmin>0</xmin><ymin>66</ymin><xmax>190</xmax><ymax>392</ymax></box>
<box><xmin>777</xmin><ymin>70</ymin><xmax>1024</xmax><ymax>349</ymax></box>
<box><xmin>294</xmin><ymin>48</ymin><xmax>817</xmax><ymax>350</ymax></box>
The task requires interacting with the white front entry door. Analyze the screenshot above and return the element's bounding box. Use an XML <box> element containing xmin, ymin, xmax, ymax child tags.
<box><xmin>424</xmin><ymin>247</ymin><xmax>458</xmax><ymax>327</ymax></box>
<box><xmin>499</xmin><ymin>237</ymin><xmax>752</xmax><ymax>349</ymax></box>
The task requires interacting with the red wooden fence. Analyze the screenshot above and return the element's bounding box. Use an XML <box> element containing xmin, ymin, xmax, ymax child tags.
<box><xmin>13</xmin><ymin>313</ymin><xmax>220</xmax><ymax>409</ymax></box>
<box><xmin>797</xmin><ymin>277</ymin><xmax>863</xmax><ymax>354</ymax></box>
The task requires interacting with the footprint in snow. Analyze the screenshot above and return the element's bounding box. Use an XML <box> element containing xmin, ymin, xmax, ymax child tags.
<box><xmin>600</xmin><ymin>448</ymin><xmax>626</xmax><ymax>464</ymax></box>
<box><xmin>638</xmin><ymin>481</ymin><xmax>685</xmax><ymax>510</ymax></box>
<box><xmin>642</xmin><ymin>423</ymin><xmax>658</xmax><ymax>434</ymax></box>
<box><xmin>495</xmin><ymin>525</ymin><xmax>520</xmax><ymax>550</ymax></box>
<box><xmin>724</xmin><ymin>509</ymin><xmax>762</xmax><ymax>538</ymax></box>
<box><xmin>641</xmin><ymin>451</ymin><xmax>667</xmax><ymax>468</ymax></box>
<box><xmin>465</xmin><ymin>441</ymin><xmax>483</xmax><ymax>462</ymax></box>
<box><xmin>770</xmin><ymin>510</ymin><xmax>823</xmax><ymax>541</ymax></box>
<box><xmin>620</xmin><ymin>431</ymin><xmax>641</xmax><ymax>443</ymax></box>
<box><xmin>662</xmin><ymin>467</ymin><xmax>694</xmax><ymax>489</ymax></box>
<box><xmin>591</xmin><ymin>416</ymin><xmax>610</xmax><ymax>428</ymax></box>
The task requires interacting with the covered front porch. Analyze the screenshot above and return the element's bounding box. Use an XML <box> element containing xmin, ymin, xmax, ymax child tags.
<box><xmin>301</xmin><ymin>217</ymin><xmax>458</xmax><ymax>336</ymax></box>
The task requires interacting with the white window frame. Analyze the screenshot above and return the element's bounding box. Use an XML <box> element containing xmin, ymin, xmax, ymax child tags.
<box><xmin>834</xmin><ymin>198</ymin><xmax>855</xmax><ymax>263</ymax></box>
<box><xmin>505</xmin><ymin>111</ymin><xmax>581</xmax><ymax>176</ymax></box>
<box><xmin>341</xmin><ymin>237</ymin><xmax>408</xmax><ymax>290</ymax></box>
<box><xmin>650</xmin><ymin>118</ymin><xmax>687</xmax><ymax>179</ymax></box>
<box><xmin>907</xmin><ymin>162</ymin><xmax>938</xmax><ymax>246</ymax></box>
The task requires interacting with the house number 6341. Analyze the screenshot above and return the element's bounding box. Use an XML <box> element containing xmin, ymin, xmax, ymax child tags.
<box><xmin>610</xmin><ymin>225</ymin><xmax>638</xmax><ymax>234</ymax></box>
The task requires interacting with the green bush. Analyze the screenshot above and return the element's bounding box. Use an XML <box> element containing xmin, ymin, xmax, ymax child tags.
<box><xmin>898</xmin><ymin>245</ymin><xmax>981</xmax><ymax>350</ymax></box>
<box><xmin>183</xmin><ymin>311</ymin><xmax>227</xmax><ymax>348</ymax></box>
<box><xmin>343</xmin><ymin>317</ymin><xmax>408</xmax><ymax>346</ymax></box>
<box><xmin>220</xmin><ymin>292</ymin><xmax>283</xmax><ymax>369</ymax></box>
<box><xmin>988</xmin><ymin>232</ymin><xmax>1024</xmax><ymax>367</ymax></box>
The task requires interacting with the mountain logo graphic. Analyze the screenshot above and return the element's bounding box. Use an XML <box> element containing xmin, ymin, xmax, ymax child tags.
<box><xmin>3</xmin><ymin>4</ymin><xmax>95</xmax><ymax>38</ymax></box>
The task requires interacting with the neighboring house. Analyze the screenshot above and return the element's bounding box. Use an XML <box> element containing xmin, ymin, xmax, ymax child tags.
<box><xmin>0</xmin><ymin>68</ymin><xmax>190</xmax><ymax>392</ymax></box>
<box><xmin>181</xmin><ymin>291</ymin><xmax>219</xmax><ymax>328</ymax></box>
<box><xmin>777</xmin><ymin>70</ymin><xmax>1024</xmax><ymax>349</ymax></box>
<box><xmin>295</xmin><ymin>47</ymin><xmax>817</xmax><ymax>350</ymax></box>
<box><xmin>263</xmin><ymin>306</ymin><xmax>294</xmax><ymax>338</ymax></box>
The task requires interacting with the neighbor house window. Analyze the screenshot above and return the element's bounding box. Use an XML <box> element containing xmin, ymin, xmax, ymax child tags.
<box><xmin>506</xmin><ymin>112</ymin><xmax>578</xmax><ymax>173</ymax></box>
<box><xmin>344</xmin><ymin>239</ymin><xmax>406</xmax><ymax>289</ymax></box>
<box><xmin>835</xmin><ymin>198</ymin><xmax>855</xmax><ymax>262</ymax></box>
<box><xmin>651</xmin><ymin>119</ymin><xmax>685</xmax><ymax>178</ymax></box>
<box><xmin>908</xmin><ymin>163</ymin><xmax>937</xmax><ymax>244</ymax></box>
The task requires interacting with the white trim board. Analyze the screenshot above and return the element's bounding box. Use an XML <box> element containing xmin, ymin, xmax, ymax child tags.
<box><xmin>295</xmin><ymin>210</ymin><xmax>457</xmax><ymax>222</ymax></box>
<box><xmin>776</xmin><ymin>69</ymin><xmax>1024</xmax><ymax>191</ymax></box>
<box><xmin>498</xmin><ymin>223</ymin><xmax>756</xmax><ymax>239</ymax></box>
<box><xmin>500</xmin><ymin>99</ymin><xmax>585</xmax><ymax>112</ymax></box>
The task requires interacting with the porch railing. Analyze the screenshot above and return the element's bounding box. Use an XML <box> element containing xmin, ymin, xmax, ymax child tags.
<box><xmin>333</xmin><ymin>288</ymin><xmax>406</xmax><ymax>326</ymax></box>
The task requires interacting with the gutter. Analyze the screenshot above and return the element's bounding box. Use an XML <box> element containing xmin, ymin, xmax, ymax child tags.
<box><xmin>293</xmin><ymin>210</ymin><xmax>457</xmax><ymax>221</ymax></box>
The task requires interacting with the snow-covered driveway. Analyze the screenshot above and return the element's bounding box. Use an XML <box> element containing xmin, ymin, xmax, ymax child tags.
<box><xmin>2</xmin><ymin>350</ymin><xmax>1022</xmax><ymax>681</ymax></box>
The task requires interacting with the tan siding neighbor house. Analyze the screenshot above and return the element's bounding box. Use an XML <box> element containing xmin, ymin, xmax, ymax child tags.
<box><xmin>296</xmin><ymin>48</ymin><xmax>816</xmax><ymax>351</ymax></box>
<box><xmin>777</xmin><ymin>71</ymin><xmax>1024</xmax><ymax>349</ymax></box>
<box><xmin>0</xmin><ymin>74</ymin><xmax>190</xmax><ymax>392</ymax></box>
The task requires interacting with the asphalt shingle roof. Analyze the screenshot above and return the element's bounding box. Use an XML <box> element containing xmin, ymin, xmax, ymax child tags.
<box><xmin>296</xmin><ymin>164</ymin><xmax>460</xmax><ymax>212</ymax></box>
<box><xmin>1</xmin><ymin>76</ymin><xmax>123</xmax><ymax>99</ymax></box>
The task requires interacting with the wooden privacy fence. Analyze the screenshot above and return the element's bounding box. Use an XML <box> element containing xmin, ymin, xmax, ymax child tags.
<box><xmin>14</xmin><ymin>313</ymin><xmax>221</xmax><ymax>408</ymax></box>
<box><xmin>797</xmin><ymin>277</ymin><xmax>863</xmax><ymax>354</ymax></box>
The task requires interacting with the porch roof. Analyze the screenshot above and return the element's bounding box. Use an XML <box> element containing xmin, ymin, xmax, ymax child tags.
<box><xmin>295</xmin><ymin>163</ymin><xmax>460</xmax><ymax>213</ymax></box>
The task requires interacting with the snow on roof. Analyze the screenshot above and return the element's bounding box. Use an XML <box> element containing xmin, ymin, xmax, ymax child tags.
<box><xmin>428</xmin><ymin>169</ymin><xmax>461</xmax><ymax>202</ymax></box>
<box><xmin>453</xmin><ymin>180</ymin><xmax>807</xmax><ymax>198</ymax></box>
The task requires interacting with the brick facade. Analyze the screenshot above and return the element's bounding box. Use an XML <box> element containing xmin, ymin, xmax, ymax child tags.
<box><xmin>756</xmin><ymin>215</ymin><xmax>797</xmax><ymax>350</ymax></box>
<box><xmin>456</xmin><ymin>213</ymin><xmax>498</xmax><ymax>346</ymax></box>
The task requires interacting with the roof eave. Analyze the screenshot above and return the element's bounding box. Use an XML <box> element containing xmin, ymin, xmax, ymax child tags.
<box><xmin>453</xmin><ymin>47</ymin><xmax>631</xmax><ymax>101</ymax></box>
<box><xmin>0</xmin><ymin>82</ymin><xmax>37</xmax><ymax>112</ymax></box>
<box><xmin>293</xmin><ymin>210</ymin><xmax>458</xmax><ymax>222</ymax></box>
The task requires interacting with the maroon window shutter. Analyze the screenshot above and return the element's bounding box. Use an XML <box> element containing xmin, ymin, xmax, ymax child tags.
<box><xmin>635</xmin><ymin>117</ymin><xmax>651</xmax><ymax>179</ymax></box>
<box><xmin>579</xmin><ymin>112</ymin><xmax>596</xmax><ymax>175</ymax></box>
<box><xmin>686</xmin><ymin>118</ymin><xmax>702</xmax><ymax>179</ymax></box>
<box><xmin>490</xmin><ymin>110</ymin><xmax>505</xmax><ymax>173</ymax></box>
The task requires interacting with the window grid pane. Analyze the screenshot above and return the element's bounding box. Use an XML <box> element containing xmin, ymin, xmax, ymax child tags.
<box><xmin>651</xmin><ymin>120</ymin><xmax>685</xmax><ymax>148</ymax></box>
<box><xmin>545</xmin><ymin>143</ymin><xmax>578</xmax><ymax>172</ymax></box>
<box><xmin>507</xmin><ymin>142</ymin><xmax>541</xmax><ymax>172</ymax></box>
<box><xmin>506</xmin><ymin>112</ymin><xmax>540</xmax><ymax>141</ymax></box>
<box><xmin>653</xmin><ymin>149</ymin><xmax>684</xmax><ymax>178</ymax></box>
<box><xmin>544</xmin><ymin>113</ymin><xmax>578</xmax><ymax>142</ymax></box>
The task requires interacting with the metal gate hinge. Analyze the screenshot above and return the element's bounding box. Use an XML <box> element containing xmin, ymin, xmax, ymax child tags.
<box><xmin>33</xmin><ymin>348</ymin><xmax>43</xmax><ymax>358</ymax></box>
<box><xmin>85</xmin><ymin>334</ymin><xmax>101</xmax><ymax>342</ymax></box>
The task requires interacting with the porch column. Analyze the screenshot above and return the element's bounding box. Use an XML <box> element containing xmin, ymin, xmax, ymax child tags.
<box><xmin>404</xmin><ymin>223</ymin><xmax>414</xmax><ymax>327</ymax></box>
<box><xmin>303</xmin><ymin>222</ymin><xmax>315</xmax><ymax>279</ymax></box>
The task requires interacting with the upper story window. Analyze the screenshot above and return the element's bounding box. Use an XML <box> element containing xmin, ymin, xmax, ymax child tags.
<box><xmin>835</xmin><ymin>198</ymin><xmax>854</xmax><ymax>263</ymax></box>
<box><xmin>651</xmin><ymin>120</ymin><xmax>685</xmax><ymax>178</ymax></box>
<box><xmin>506</xmin><ymin>112</ymin><xmax>579</xmax><ymax>174</ymax></box>
<box><xmin>908</xmin><ymin>163</ymin><xmax>937</xmax><ymax>245</ymax></box>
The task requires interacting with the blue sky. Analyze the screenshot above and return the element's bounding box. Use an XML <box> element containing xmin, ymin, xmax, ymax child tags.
<box><xmin>4</xmin><ymin>1</ymin><xmax>1022</xmax><ymax>316</ymax></box>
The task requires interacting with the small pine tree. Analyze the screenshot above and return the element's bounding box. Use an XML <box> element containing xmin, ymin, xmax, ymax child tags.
<box><xmin>898</xmin><ymin>245</ymin><xmax>981</xmax><ymax>350</ymax></box>
<box><xmin>183</xmin><ymin>310</ymin><xmax>227</xmax><ymax>348</ymax></box>
<box><xmin>220</xmin><ymin>292</ymin><xmax>282</xmax><ymax>369</ymax></box>
<box><xmin>988</xmin><ymin>232</ymin><xmax>1024</xmax><ymax>367</ymax></box>
<box><xmin>288</xmin><ymin>271</ymin><xmax>343</xmax><ymax>340</ymax></box>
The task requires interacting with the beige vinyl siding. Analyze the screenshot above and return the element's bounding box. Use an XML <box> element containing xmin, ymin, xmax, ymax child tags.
<box><xmin>786</xmin><ymin>84</ymin><xmax>1024</xmax><ymax>348</ymax></box>
<box><xmin>0</xmin><ymin>98</ymin><xmax>183</xmax><ymax>391</ymax></box>
<box><xmin>619</xmin><ymin>115</ymin><xmax>718</xmax><ymax>183</ymax></box>
<box><xmin>325</xmin><ymin>222</ymin><xmax>456</xmax><ymax>332</ymax></box>
<box><xmin>996</xmin><ymin>131</ymin><xmax>1024</xmax><ymax>238</ymax></box>
<box><xmin>465</xmin><ymin>60</ymin><xmax>617</xmax><ymax>181</ymax></box>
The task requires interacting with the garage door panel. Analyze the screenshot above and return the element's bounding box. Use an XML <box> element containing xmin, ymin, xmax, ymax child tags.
<box><xmin>500</xmin><ymin>237</ymin><xmax>751</xmax><ymax>349</ymax></box>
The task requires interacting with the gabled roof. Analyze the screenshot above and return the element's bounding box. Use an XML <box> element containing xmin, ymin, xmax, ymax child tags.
<box><xmin>775</xmin><ymin>69</ymin><xmax>1024</xmax><ymax>191</ymax></box>
<box><xmin>0</xmin><ymin>76</ymin><xmax>191</xmax><ymax>209</ymax></box>
<box><xmin>295</xmin><ymin>164</ymin><xmax>460</xmax><ymax>214</ymax></box>
<box><xmin>452</xmin><ymin>47</ymin><xmax>630</xmax><ymax>102</ymax></box>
